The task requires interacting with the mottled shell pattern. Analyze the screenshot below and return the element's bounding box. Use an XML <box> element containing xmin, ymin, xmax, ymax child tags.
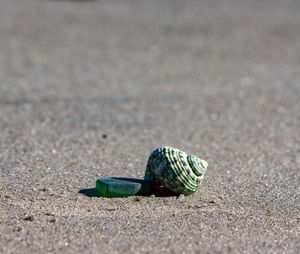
<box><xmin>144</xmin><ymin>146</ymin><xmax>208</xmax><ymax>195</ymax></box>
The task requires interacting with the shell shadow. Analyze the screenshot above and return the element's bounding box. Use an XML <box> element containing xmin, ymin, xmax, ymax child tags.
<box><xmin>78</xmin><ymin>188</ymin><xmax>99</xmax><ymax>197</ymax></box>
<box><xmin>79</xmin><ymin>177</ymin><xmax>178</xmax><ymax>198</ymax></box>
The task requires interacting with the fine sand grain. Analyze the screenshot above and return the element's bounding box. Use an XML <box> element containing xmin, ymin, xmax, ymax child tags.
<box><xmin>0</xmin><ymin>0</ymin><xmax>299</xmax><ymax>253</ymax></box>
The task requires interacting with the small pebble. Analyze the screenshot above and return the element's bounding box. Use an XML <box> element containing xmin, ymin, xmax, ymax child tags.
<box><xmin>133</xmin><ymin>197</ymin><xmax>141</xmax><ymax>202</ymax></box>
<box><xmin>45</xmin><ymin>213</ymin><xmax>54</xmax><ymax>216</ymax></box>
<box><xmin>40</xmin><ymin>187</ymin><xmax>55</xmax><ymax>196</ymax></box>
<box><xmin>49</xmin><ymin>217</ymin><xmax>56</xmax><ymax>223</ymax></box>
<box><xmin>13</xmin><ymin>226</ymin><xmax>23</xmax><ymax>232</ymax></box>
<box><xmin>0</xmin><ymin>192</ymin><xmax>11</xmax><ymax>199</ymax></box>
<box><xmin>177</xmin><ymin>194</ymin><xmax>185</xmax><ymax>200</ymax></box>
<box><xmin>218</xmin><ymin>195</ymin><xmax>225</xmax><ymax>201</ymax></box>
<box><xmin>23</xmin><ymin>215</ymin><xmax>34</xmax><ymax>221</ymax></box>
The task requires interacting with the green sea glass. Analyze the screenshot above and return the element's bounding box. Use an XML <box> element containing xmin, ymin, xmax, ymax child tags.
<box><xmin>95</xmin><ymin>177</ymin><xmax>152</xmax><ymax>197</ymax></box>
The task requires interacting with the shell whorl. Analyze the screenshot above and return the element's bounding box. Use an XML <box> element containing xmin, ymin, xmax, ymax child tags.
<box><xmin>144</xmin><ymin>146</ymin><xmax>208</xmax><ymax>195</ymax></box>
<box><xmin>187</xmin><ymin>155</ymin><xmax>207</xmax><ymax>176</ymax></box>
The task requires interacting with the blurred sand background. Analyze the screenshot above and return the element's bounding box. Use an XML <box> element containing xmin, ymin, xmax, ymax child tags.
<box><xmin>0</xmin><ymin>0</ymin><xmax>299</xmax><ymax>253</ymax></box>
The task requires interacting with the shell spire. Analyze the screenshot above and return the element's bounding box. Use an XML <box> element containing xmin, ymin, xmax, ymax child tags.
<box><xmin>187</xmin><ymin>155</ymin><xmax>208</xmax><ymax>176</ymax></box>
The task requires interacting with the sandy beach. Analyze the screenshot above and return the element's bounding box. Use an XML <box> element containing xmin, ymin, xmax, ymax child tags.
<box><xmin>0</xmin><ymin>0</ymin><xmax>299</xmax><ymax>253</ymax></box>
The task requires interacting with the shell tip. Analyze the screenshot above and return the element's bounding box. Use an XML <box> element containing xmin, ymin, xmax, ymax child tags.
<box><xmin>201</xmin><ymin>159</ymin><xmax>208</xmax><ymax>170</ymax></box>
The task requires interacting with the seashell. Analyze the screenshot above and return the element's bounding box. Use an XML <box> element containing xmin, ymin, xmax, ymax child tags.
<box><xmin>144</xmin><ymin>146</ymin><xmax>208</xmax><ymax>195</ymax></box>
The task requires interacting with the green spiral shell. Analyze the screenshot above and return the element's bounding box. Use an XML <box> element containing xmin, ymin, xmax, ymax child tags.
<box><xmin>144</xmin><ymin>146</ymin><xmax>208</xmax><ymax>195</ymax></box>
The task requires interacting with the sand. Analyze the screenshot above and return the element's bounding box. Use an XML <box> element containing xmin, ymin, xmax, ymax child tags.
<box><xmin>0</xmin><ymin>0</ymin><xmax>299</xmax><ymax>253</ymax></box>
